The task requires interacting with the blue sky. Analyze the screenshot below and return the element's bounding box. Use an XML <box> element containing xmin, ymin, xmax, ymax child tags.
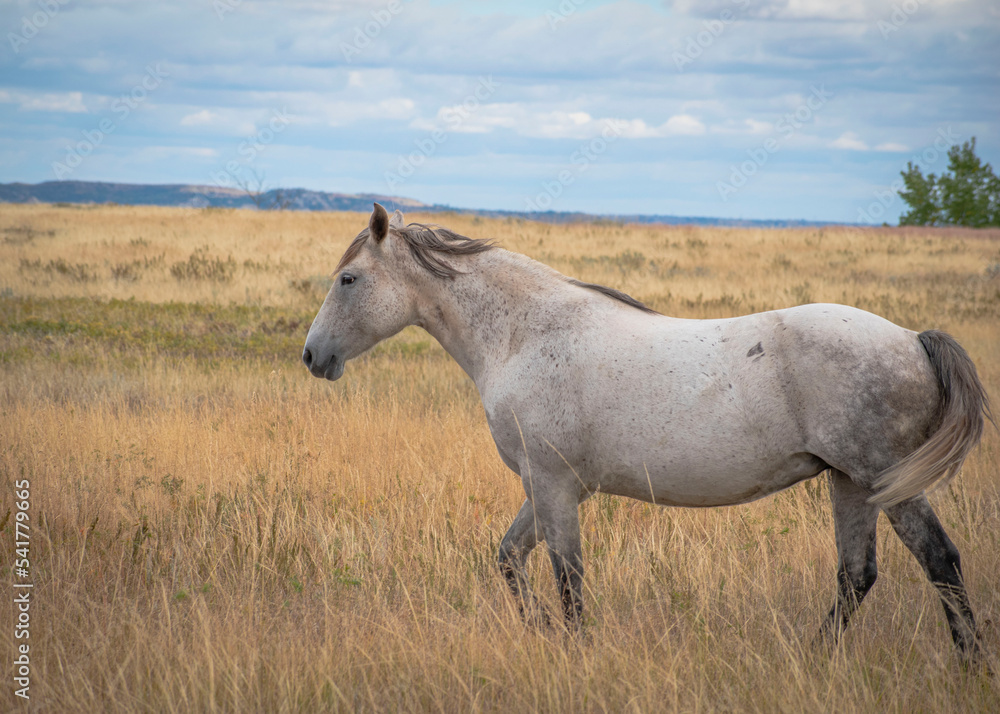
<box><xmin>1</xmin><ymin>0</ymin><xmax>997</xmax><ymax>222</ymax></box>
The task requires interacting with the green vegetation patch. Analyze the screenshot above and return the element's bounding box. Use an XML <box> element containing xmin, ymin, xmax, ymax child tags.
<box><xmin>0</xmin><ymin>296</ymin><xmax>312</xmax><ymax>363</ymax></box>
<box><xmin>169</xmin><ymin>248</ymin><xmax>238</xmax><ymax>282</ymax></box>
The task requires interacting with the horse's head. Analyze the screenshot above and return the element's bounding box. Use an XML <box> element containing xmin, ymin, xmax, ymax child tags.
<box><xmin>302</xmin><ymin>203</ymin><xmax>413</xmax><ymax>380</ymax></box>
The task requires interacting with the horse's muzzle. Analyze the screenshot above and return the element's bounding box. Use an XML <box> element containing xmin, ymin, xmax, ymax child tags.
<box><xmin>302</xmin><ymin>347</ymin><xmax>343</xmax><ymax>381</ymax></box>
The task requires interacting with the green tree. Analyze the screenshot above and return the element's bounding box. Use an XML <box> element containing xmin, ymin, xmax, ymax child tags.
<box><xmin>938</xmin><ymin>138</ymin><xmax>1000</xmax><ymax>227</ymax></box>
<box><xmin>898</xmin><ymin>137</ymin><xmax>1000</xmax><ymax>227</ymax></box>
<box><xmin>898</xmin><ymin>162</ymin><xmax>941</xmax><ymax>226</ymax></box>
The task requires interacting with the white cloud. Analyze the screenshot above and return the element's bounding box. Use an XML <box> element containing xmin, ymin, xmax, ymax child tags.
<box><xmin>410</xmin><ymin>102</ymin><xmax>516</xmax><ymax>134</ymax></box>
<box><xmin>875</xmin><ymin>141</ymin><xmax>910</xmax><ymax>152</ymax></box>
<box><xmin>175</xmin><ymin>90</ymin><xmax>416</xmax><ymax>131</ymax></box>
<box><xmin>180</xmin><ymin>110</ymin><xmax>219</xmax><ymax>126</ymax></box>
<box><xmin>412</xmin><ymin>103</ymin><xmax>706</xmax><ymax>139</ymax></box>
<box><xmin>667</xmin><ymin>0</ymin><xmax>873</xmax><ymax>20</ymax></box>
<box><xmin>530</xmin><ymin>111</ymin><xmax>596</xmax><ymax>138</ymax></box>
<box><xmin>27</xmin><ymin>92</ymin><xmax>87</xmax><ymax>113</ymax></box>
<box><xmin>327</xmin><ymin>97</ymin><xmax>416</xmax><ymax>126</ymax></box>
<box><xmin>831</xmin><ymin>132</ymin><xmax>868</xmax><ymax>150</ymax></box>
<box><xmin>76</xmin><ymin>57</ymin><xmax>116</xmax><ymax>74</ymax></box>
<box><xmin>375</xmin><ymin>97</ymin><xmax>416</xmax><ymax>119</ymax></box>
<box><xmin>612</xmin><ymin>118</ymin><xmax>665</xmax><ymax>138</ymax></box>
<box><xmin>745</xmin><ymin>119</ymin><xmax>774</xmax><ymax>134</ymax></box>
<box><xmin>173</xmin><ymin>107</ymin><xmax>257</xmax><ymax>136</ymax></box>
<box><xmin>132</xmin><ymin>146</ymin><xmax>220</xmax><ymax>162</ymax></box>
<box><xmin>661</xmin><ymin>114</ymin><xmax>707</xmax><ymax>136</ymax></box>
<box><xmin>0</xmin><ymin>90</ymin><xmax>87</xmax><ymax>113</ymax></box>
<box><xmin>708</xmin><ymin>118</ymin><xmax>774</xmax><ymax>135</ymax></box>
<box><xmin>680</xmin><ymin>99</ymin><xmax>729</xmax><ymax>115</ymax></box>
<box><xmin>767</xmin><ymin>0</ymin><xmax>872</xmax><ymax>21</ymax></box>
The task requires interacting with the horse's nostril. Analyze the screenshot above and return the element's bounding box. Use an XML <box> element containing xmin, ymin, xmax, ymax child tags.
<box><xmin>302</xmin><ymin>348</ymin><xmax>313</xmax><ymax>368</ymax></box>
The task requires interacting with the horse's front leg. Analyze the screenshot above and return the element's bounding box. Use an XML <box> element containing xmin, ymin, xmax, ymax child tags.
<box><xmin>535</xmin><ymin>482</ymin><xmax>584</xmax><ymax>629</ymax></box>
<box><xmin>498</xmin><ymin>498</ymin><xmax>545</xmax><ymax>623</ymax></box>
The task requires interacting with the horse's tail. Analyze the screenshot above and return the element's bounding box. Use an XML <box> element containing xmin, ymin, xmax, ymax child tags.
<box><xmin>871</xmin><ymin>330</ymin><xmax>993</xmax><ymax>508</ymax></box>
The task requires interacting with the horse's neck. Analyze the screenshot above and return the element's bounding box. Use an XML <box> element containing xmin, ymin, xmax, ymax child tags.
<box><xmin>412</xmin><ymin>249</ymin><xmax>566</xmax><ymax>383</ymax></box>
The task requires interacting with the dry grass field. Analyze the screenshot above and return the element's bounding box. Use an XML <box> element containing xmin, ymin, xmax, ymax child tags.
<box><xmin>2</xmin><ymin>203</ymin><xmax>999</xmax><ymax>712</ymax></box>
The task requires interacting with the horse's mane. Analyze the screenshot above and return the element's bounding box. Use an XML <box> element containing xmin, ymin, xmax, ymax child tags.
<box><xmin>567</xmin><ymin>278</ymin><xmax>659</xmax><ymax>315</ymax></box>
<box><xmin>336</xmin><ymin>222</ymin><xmax>494</xmax><ymax>278</ymax></box>
<box><xmin>337</xmin><ymin>221</ymin><xmax>657</xmax><ymax>314</ymax></box>
<box><xmin>395</xmin><ymin>223</ymin><xmax>497</xmax><ymax>279</ymax></box>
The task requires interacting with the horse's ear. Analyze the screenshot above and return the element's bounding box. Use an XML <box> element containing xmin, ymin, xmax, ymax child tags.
<box><xmin>369</xmin><ymin>203</ymin><xmax>389</xmax><ymax>243</ymax></box>
<box><xmin>389</xmin><ymin>209</ymin><xmax>405</xmax><ymax>229</ymax></box>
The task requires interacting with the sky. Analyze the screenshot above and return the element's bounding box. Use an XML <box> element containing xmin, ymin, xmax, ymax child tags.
<box><xmin>1</xmin><ymin>0</ymin><xmax>997</xmax><ymax>223</ymax></box>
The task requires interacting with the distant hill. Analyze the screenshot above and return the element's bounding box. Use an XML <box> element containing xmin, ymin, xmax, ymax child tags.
<box><xmin>0</xmin><ymin>181</ymin><xmax>428</xmax><ymax>213</ymax></box>
<box><xmin>0</xmin><ymin>180</ymin><xmax>839</xmax><ymax>228</ymax></box>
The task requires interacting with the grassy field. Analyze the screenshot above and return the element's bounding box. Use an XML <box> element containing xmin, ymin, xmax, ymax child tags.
<box><xmin>1</xmin><ymin>203</ymin><xmax>999</xmax><ymax>712</ymax></box>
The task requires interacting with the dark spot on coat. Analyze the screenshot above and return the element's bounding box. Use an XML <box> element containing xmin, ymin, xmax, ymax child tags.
<box><xmin>747</xmin><ymin>342</ymin><xmax>764</xmax><ymax>358</ymax></box>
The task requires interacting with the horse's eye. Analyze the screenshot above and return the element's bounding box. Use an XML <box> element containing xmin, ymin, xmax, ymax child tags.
<box><xmin>340</xmin><ymin>274</ymin><xmax>355</xmax><ymax>286</ymax></box>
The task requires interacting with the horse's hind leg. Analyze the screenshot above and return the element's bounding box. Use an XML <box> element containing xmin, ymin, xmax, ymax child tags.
<box><xmin>820</xmin><ymin>469</ymin><xmax>880</xmax><ymax>642</ymax></box>
<box><xmin>883</xmin><ymin>495</ymin><xmax>980</xmax><ymax>661</ymax></box>
<box><xmin>498</xmin><ymin>499</ymin><xmax>543</xmax><ymax>622</ymax></box>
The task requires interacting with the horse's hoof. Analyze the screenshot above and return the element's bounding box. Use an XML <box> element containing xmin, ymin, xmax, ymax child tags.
<box><xmin>958</xmin><ymin>648</ymin><xmax>993</xmax><ymax>677</ymax></box>
<box><xmin>519</xmin><ymin>605</ymin><xmax>551</xmax><ymax>629</ymax></box>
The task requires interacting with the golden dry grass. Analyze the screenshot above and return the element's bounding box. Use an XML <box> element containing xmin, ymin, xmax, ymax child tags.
<box><xmin>1</xmin><ymin>204</ymin><xmax>999</xmax><ymax>712</ymax></box>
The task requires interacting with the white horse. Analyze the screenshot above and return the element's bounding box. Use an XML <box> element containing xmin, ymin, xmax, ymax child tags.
<box><xmin>303</xmin><ymin>204</ymin><xmax>991</xmax><ymax>660</ymax></box>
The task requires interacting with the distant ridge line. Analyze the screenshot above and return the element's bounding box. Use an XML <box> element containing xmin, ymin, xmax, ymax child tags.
<box><xmin>0</xmin><ymin>180</ymin><xmax>845</xmax><ymax>228</ymax></box>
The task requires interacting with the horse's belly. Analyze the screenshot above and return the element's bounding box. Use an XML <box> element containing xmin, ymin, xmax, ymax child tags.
<box><xmin>576</xmin><ymin>351</ymin><xmax>815</xmax><ymax>505</ymax></box>
<box><xmin>593</xmin><ymin>447</ymin><xmax>827</xmax><ymax>507</ymax></box>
